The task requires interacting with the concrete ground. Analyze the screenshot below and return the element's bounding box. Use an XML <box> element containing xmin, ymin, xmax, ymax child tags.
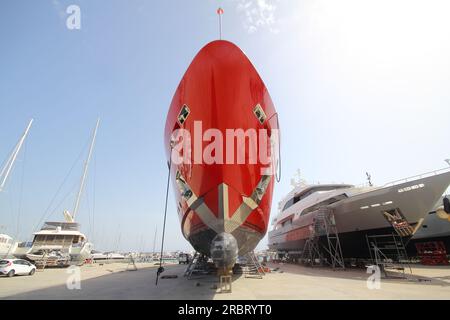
<box><xmin>1</xmin><ymin>262</ymin><xmax>450</xmax><ymax>299</ymax></box>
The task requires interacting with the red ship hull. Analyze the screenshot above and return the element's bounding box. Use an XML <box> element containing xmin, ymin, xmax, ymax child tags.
<box><xmin>164</xmin><ymin>40</ymin><xmax>278</xmax><ymax>268</ymax></box>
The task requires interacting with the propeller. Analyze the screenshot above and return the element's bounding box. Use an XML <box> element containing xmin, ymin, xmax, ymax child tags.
<box><xmin>436</xmin><ymin>196</ymin><xmax>450</xmax><ymax>221</ymax></box>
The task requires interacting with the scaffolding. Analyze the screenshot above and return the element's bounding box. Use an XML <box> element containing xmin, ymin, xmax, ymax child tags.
<box><xmin>366</xmin><ymin>233</ymin><xmax>412</xmax><ymax>278</ymax></box>
<box><xmin>300</xmin><ymin>208</ymin><xmax>345</xmax><ymax>269</ymax></box>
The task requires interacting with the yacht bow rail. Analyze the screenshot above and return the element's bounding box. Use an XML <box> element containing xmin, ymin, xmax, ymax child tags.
<box><xmin>382</xmin><ymin>167</ymin><xmax>450</xmax><ymax>188</ymax></box>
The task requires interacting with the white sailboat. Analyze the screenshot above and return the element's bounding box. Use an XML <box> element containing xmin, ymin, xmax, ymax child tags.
<box><xmin>22</xmin><ymin>119</ymin><xmax>99</xmax><ymax>266</ymax></box>
<box><xmin>0</xmin><ymin>119</ymin><xmax>33</xmax><ymax>258</ymax></box>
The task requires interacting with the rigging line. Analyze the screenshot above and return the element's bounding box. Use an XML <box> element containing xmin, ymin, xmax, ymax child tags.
<box><xmin>5</xmin><ymin>139</ymin><xmax>27</xmax><ymax>258</ymax></box>
<box><xmin>31</xmin><ymin>179</ymin><xmax>80</xmax><ymax>238</ymax></box>
<box><xmin>6</xmin><ymin>185</ymin><xmax>14</xmax><ymax>232</ymax></box>
<box><xmin>152</xmin><ymin>225</ymin><xmax>158</xmax><ymax>255</ymax></box>
<box><xmin>0</xmin><ymin>142</ymin><xmax>18</xmax><ymax>180</ymax></box>
<box><xmin>92</xmin><ymin>152</ymin><xmax>96</xmax><ymax>244</ymax></box>
<box><xmin>85</xmin><ymin>175</ymin><xmax>92</xmax><ymax>238</ymax></box>
<box><xmin>86</xmin><ymin>164</ymin><xmax>95</xmax><ymax>242</ymax></box>
<box><xmin>31</xmin><ymin>137</ymin><xmax>90</xmax><ymax>233</ymax></box>
<box><xmin>47</xmin><ymin>180</ymin><xmax>79</xmax><ymax>219</ymax></box>
<box><xmin>15</xmin><ymin>136</ymin><xmax>27</xmax><ymax>241</ymax></box>
<box><xmin>275</xmin><ymin>114</ymin><xmax>282</xmax><ymax>183</ymax></box>
<box><xmin>156</xmin><ymin>143</ymin><xmax>174</xmax><ymax>285</ymax></box>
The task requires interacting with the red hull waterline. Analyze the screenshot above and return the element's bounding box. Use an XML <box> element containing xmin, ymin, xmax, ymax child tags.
<box><xmin>164</xmin><ymin>40</ymin><xmax>278</xmax><ymax>268</ymax></box>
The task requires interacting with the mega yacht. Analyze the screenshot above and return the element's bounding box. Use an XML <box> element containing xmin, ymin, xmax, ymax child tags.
<box><xmin>268</xmin><ymin>168</ymin><xmax>450</xmax><ymax>259</ymax></box>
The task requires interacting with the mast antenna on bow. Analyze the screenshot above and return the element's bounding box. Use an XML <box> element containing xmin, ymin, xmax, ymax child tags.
<box><xmin>217</xmin><ymin>7</ymin><xmax>224</xmax><ymax>40</ymax></box>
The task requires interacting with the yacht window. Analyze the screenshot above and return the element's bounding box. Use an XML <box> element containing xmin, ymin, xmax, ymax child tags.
<box><xmin>282</xmin><ymin>185</ymin><xmax>349</xmax><ymax>211</ymax></box>
<box><xmin>253</xmin><ymin>104</ymin><xmax>266</xmax><ymax>124</ymax></box>
<box><xmin>177</xmin><ymin>104</ymin><xmax>190</xmax><ymax>125</ymax></box>
<box><xmin>282</xmin><ymin>198</ymin><xmax>295</xmax><ymax>211</ymax></box>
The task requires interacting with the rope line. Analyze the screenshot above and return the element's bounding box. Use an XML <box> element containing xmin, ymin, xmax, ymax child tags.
<box><xmin>156</xmin><ymin>145</ymin><xmax>173</xmax><ymax>285</ymax></box>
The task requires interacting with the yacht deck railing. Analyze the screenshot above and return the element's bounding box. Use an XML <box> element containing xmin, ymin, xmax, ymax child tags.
<box><xmin>382</xmin><ymin>167</ymin><xmax>450</xmax><ymax>188</ymax></box>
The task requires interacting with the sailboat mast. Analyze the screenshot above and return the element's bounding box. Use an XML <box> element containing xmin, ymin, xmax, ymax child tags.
<box><xmin>0</xmin><ymin>119</ymin><xmax>33</xmax><ymax>192</ymax></box>
<box><xmin>72</xmin><ymin>118</ymin><xmax>100</xmax><ymax>220</ymax></box>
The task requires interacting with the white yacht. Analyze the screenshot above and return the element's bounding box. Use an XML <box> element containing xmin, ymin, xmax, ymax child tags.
<box><xmin>22</xmin><ymin>220</ymin><xmax>93</xmax><ymax>265</ymax></box>
<box><xmin>90</xmin><ymin>251</ymin><xmax>125</xmax><ymax>262</ymax></box>
<box><xmin>18</xmin><ymin>119</ymin><xmax>99</xmax><ymax>266</ymax></box>
<box><xmin>105</xmin><ymin>252</ymin><xmax>126</xmax><ymax>260</ymax></box>
<box><xmin>268</xmin><ymin>168</ymin><xmax>450</xmax><ymax>259</ymax></box>
<box><xmin>0</xmin><ymin>234</ymin><xmax>17</xmax><ymax>258</ymax></box>
<box><xmin>91</xmin><ymin>250</ymin><xmax>108</xmax><ymax>261</ymax></box>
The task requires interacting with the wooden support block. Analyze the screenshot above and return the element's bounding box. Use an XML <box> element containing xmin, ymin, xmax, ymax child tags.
<box><xmin>219</xmin><ymin>275</ymin><xmax>232</xmax><ymax>293</ymax></box>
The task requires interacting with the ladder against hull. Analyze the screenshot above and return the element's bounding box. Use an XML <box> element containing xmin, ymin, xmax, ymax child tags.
<box><xmin>382</xmin><ymin>208</ymin><xmax>416</xmax><ymax>237</ymax></box>
<box><xmin>365</xmin><ymin>233</ymin><xmax>412</xmax><ymax>278</ymax></box>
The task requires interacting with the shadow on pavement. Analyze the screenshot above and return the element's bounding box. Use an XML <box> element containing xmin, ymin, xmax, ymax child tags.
<box><xmin>5</xmin><ymin>264</ymin><xmax>219</xmax><ymax>300</ymax></box>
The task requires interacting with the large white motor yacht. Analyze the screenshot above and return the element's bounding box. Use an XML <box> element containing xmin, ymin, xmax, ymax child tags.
<box><xmin>268</xmin><ymin>168</ymin><xmax>450</xmax><ymax>259</ymax></box>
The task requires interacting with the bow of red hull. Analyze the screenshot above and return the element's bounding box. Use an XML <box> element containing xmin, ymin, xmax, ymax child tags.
<box><xmin>164</xmin><ymin>40</ymin><xmax>278</xmax><ymax>267</ymax></box>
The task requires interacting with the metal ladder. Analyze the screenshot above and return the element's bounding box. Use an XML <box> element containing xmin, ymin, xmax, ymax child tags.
<box><xmin>366</xmin><ymin>233</ymin><xmax>412</xmax><ymax>278</ymax></box>
<box><xmin>300</xmin><ymin>237</ymin><xmax>324</xmax><ymax>267</ymax></box>
<box><xmin>242</xmin><ymin>251</ymin><xmax>264</xmax><ymax>279</ymax></box>
<box><xmin>184</xmin><ymin>252</ymin><xmax>208</xmax><ymax>279</ymax></box>
<box><xmin>35</xmin><ymin>254</ymin><xmax>48</xmax><ymax>271</ymax></box>
<box><xmin>300</xmin><ymin>208</ymin><xmax>345</xmax><ymax>269</ymax></box>
<box><xmin>319</xmin><ymin>209</ymin><xmax>345</xmax><ymax>269</ymax></box>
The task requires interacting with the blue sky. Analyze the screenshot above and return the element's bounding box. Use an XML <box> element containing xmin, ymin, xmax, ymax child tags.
<box><xmin>1</xmin><ymin>0</ymin><xmax>450</xmax><ymax>252</ymax></box>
